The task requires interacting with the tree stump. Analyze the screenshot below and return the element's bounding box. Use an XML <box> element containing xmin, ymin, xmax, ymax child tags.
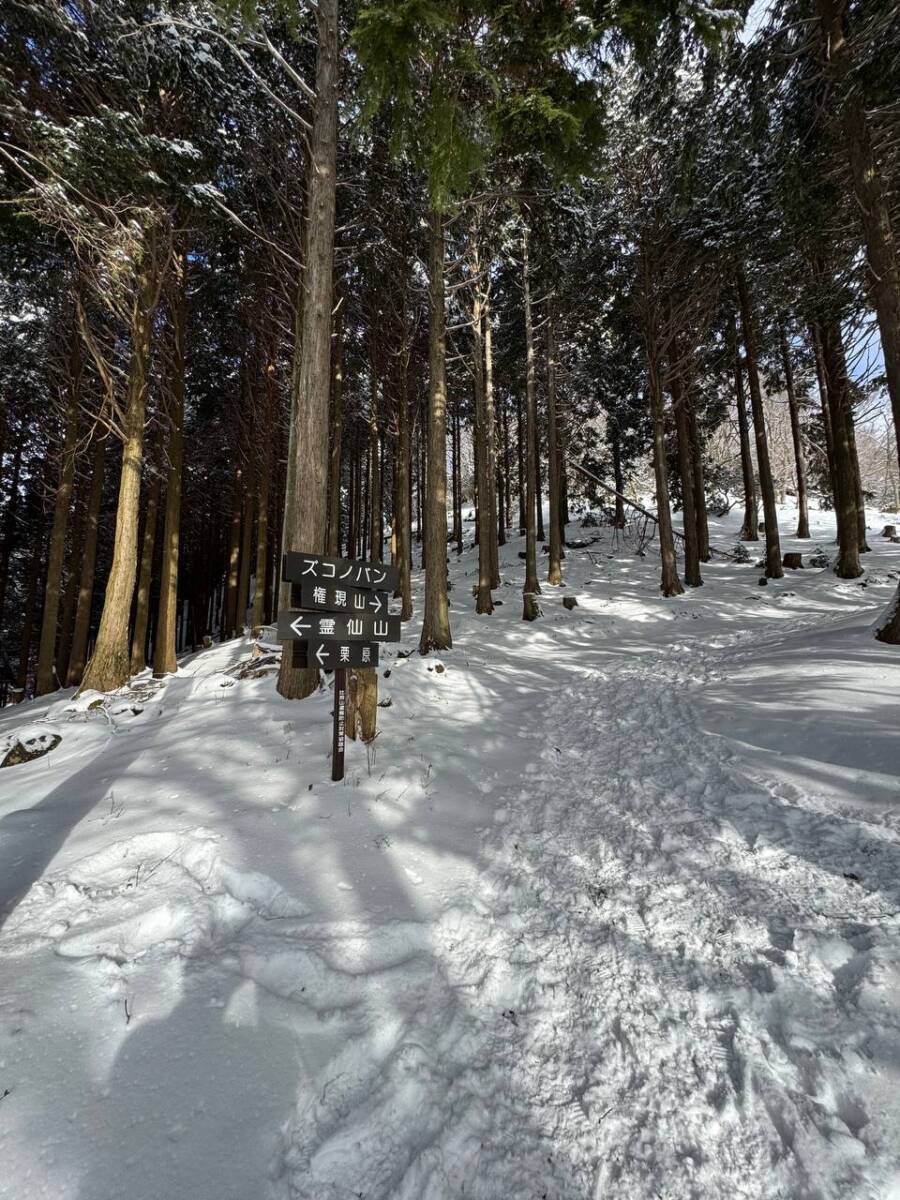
<box><xmin>881</xmin><ymin>525</ymin><xmax>897</xmax><ymax>538</ymax></box>
<box><xmin>782</xmin><ymin>553</ymin><xmax>803</xmax><ymax>569</ymax></box>
<box><xmin>562</xmin><ymin>596</ymin><xmax>578</xmax><ymax>610</ymax></box>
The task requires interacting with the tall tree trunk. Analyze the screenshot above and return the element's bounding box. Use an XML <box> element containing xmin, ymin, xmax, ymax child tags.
<box><xmin>252</xmin><ymin>455</ymin><xmax>270</xmax><ymax>635</ymax></box>
<box><xmin>36</xmin><ymin>348</ymin><xmax>80</xmax><ymax>694</ymax></box>
<box><xmin>419</xmin><ymin>209</ymin><xmax>452</xmax><ymax>653</ymax></box>
<box><xmin>396</xmin><ymin>333</ymin><xmax>413</xmax><ymax>621</ymax></box>
<box><xmin>347</xmin><ymin>437</ymin><xmax>358</xmax><ymax>562</ymax></box>
<box><xmin>522</xmin><ymin>227</ymin><xmax>541</xmax><ymax>621</ymax></box>
<box><xmin>497</xmin><ymin>393</ymin><xmax>508</xmax><ymax>546</ymax></box>
<box><xmin>56</xmin><ymin>488</ymin><xmax>87</xmax><ymax>687</ymax></box>
<box><xmin>611</xmin><ymin>428</ymin><xmax>626</xmax><ymax>528</ymax></box>
<box><xmin>778</xmin><ymin>318</ymin><xmax>811</xmax><ymax>538</ymax></box>
<box><xmin>483</xmin><ymin>297</ymin><xmax>500</xmax><ymax>587</ymax></box>
<box><xmin>729</xmin><ymin>313</ymin><xmax>759</xmax><ymax>542</ymax></box>
<box><xmin>16</xmin><ymin>519</ymin><xmax>47</xmax><ymax>700</ymax></box>
<box><xmin>810</xmin><ymin>323</ymin><xmax>837</xmax><ymax>495</ymax></box>
<box><xmin>15</xmin><ymin>508</ymin><xmax>47</xmax><ymax>700</ymax></box>
<box><xmin>535</xmin><ymin>418</ymin><xmax>545</xmax><ymax>543</ymax></box>
<box><xmin>418</xmin><ymin>416</ymin><xmax>427</xmax><ymax>568</ymax></box>
<box><xmin>817</xmin><ymin>1</ymin><xmax>900</xmax><ymax>479</ymax></box>
<box><xmin>327</xmin><ymin>295</ymin><xmax>344</xmax><ymax>557</ymax></box>
<box><xmin>451</xmin><ymin>401</ymin><xmax>463</xmax><ymax>554</ymax></box>
<box><xmin>501</xmin><ymin>393</ymin><xmax>512</xmax><ymax>536</ymax></box>
<box><xmin>361</xmin><ymin>443</ymin><xmax>369</xmax><ymax>560</ymax></box>
<box><xmin>516</xmin><ymin>392</ymin><xmax>526</xmax><ymax>534</ymax></box>
<box><xmin>648</xmin><ymin>361</ymin><xmax>683</xmax><ymax>597</ymax></box>
<box><xmin>819</xmin><ymin>314</ymin><xmax>863</xmax><ymax>578</ymax></box>
<box><xmin>736</xmin><ymin>266</ymin><xmax>783</xmax><ymax>578</ymax></box>
<box><xmin>846</xmin><ymin>394</ymin><xmax>869</xmax><ymax>553</ymax></box>
<box><xmin>687</xmin><ymin>397</ymin><xmax>710</xmax><ymax>562</ymax></box>
<box><xmin>473</xmin><ymin>290</ymin><xmax>493</xmax><ymax>613</ymax></box>
<box><xmin>546</xmin><ymin>309</ymin><xmax>562</xmax><ymax>585</ymax></box>
<box><xmin>235</xmin><ymin>475</ymin><xmax>254</xmax><ymax>635</ymax></box>
<box><xmin>557</xmin><ymin>393</ymin><xmax>569</xmax><ymax>544</ymax></box>
<box><xmin>224</xmin><ymin>466</ymin><xmax>242</xmax><ymax>638</ymax></box>
<box><xmin>671</xmin><ymin>371</ymin><xmax>702</xmax><ymax>587</ymax></box>
<box><xmin>67</xmin><ymin>435</ymin><xmax>106</xmax><ymax>687</ymax></box>
<box><xmin>277</xmin><ymin>0</ymin><xmax>339</xmax><ymax>699</ymax></box>
<box><xmin>81</xmin><ymin>229</ymin><xmax>163</xmax><ymax>693</ymax></box>
<box><xmin>368</xmin><ymin>387</ymin><xmax>382</xmax><ymax>563</ymax></box>
<box><xmin>129</xmin><ymin>470</ymin><xmax>161</xmax><ymax>675</ymax></box>
<box><xmin>152</xmin><ymin>254</ymin><xmax>186</xmax><ymax>675</ymax></box>
<box><xmin>842</xmin><ymin>99</ymin><xmax>900</xmax><ymax>480</ymax></box>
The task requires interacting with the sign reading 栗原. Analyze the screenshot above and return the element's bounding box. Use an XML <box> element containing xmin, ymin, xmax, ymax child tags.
<box><xmin>290</xmin><ymin>639</ymin><xmax>380</xmax><ymax>671</ymax></box>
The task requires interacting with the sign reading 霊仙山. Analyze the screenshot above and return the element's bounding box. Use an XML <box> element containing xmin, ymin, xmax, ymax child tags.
<box><xmin>278</xmin><ymin>610</ymin><xmax>401</xmax><ymax>644</ymax></box>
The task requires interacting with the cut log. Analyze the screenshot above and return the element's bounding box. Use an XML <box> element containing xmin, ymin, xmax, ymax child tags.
<box><xmin>782</xmin><ymin>553</ymin><xmax>803</xmax><ymax>569</ymax></box>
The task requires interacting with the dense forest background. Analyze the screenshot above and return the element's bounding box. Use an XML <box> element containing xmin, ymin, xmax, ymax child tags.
<box><xmin>1</xmin><ymin>0</ymin><xmax>899</xmax><ymax>708</ymax></box>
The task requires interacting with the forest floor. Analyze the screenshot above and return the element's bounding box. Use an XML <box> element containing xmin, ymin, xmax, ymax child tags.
<box><xmin>1</xmin><ymin>503</ymin><xmax>899</xmax><ymax>1200</ymax></box>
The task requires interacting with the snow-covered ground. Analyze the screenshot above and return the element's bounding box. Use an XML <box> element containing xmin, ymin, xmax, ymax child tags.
<box><xmin>1</xmin><ymin>504</ymin><xmax>899</xmax><ymax>1200</ymax></box>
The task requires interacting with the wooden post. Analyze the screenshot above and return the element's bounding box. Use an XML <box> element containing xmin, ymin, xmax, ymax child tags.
<box><xmin>332</xmin><ymin>667</ymin><xmax>346</xmax><ymax>781</ymax></box>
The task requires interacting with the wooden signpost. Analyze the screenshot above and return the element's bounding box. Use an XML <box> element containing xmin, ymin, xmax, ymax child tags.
<box><xmin>279</xmin><ymin>552</ymin><xmax>402</xmax><ymax>782</ymax></box>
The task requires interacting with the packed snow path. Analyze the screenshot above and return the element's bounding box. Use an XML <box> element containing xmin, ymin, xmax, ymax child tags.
<box><xmin>1</xmin><ymin>507</ymin><xmax>899</xmax><ymax>1200</ymax></box>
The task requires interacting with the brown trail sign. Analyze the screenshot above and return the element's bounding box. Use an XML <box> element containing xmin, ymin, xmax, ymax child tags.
<box><xmin>280</xmin><ymin>552</ymin><xmax>403</xmax><ymax>782</ymax></box>
<box><xmin>278</xmin><ymin>611</ymin><xmax>401</xmax><ymax>643</ymax></box>
<box><xmin>290</xmin><ymin>581</ymin><xmax>390</xmax><ymax>615</ymax></box>
<box><xmin>290</xmin><ymin>640</ymin><xmax>380</xmax><ymax>670</ymax></box>
<box><xmin>282</xmin><ymin>552</ymin><xmax>399</xmax><ymax>593</ymax></box>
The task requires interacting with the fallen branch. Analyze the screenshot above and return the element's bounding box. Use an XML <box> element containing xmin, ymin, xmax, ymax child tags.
<box><xmin>566</xmin><ymin>458</ymin><xmax>739</xmax><ymax>562</ymax></box>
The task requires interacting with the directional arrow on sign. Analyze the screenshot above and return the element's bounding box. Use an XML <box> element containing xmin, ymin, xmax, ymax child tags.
<box><xmin>289</xmin><ymin>614</ymin><xmax>313</xmax><ymax>638</ymax></box>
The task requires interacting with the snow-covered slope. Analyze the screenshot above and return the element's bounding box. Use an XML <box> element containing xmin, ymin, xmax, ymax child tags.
<box><xmin>1</xmin><ymin>505</ymin><xmax>899</xmax><ymax>1200</ymax></box>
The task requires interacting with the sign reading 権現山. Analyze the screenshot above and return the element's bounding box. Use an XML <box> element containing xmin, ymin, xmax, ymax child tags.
<box><xmin>289</xmin><ymin>581</ymin><xmax>390</xmax><ymax>615</ymax></box>
<box><xmin>278</xmin><ymin>552</ymin><xmax>403</xmax><ymax>782</ymax></box>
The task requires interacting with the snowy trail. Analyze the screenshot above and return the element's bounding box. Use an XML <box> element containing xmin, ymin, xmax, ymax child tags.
<box><xmin>1</xmin><ymin>506</ymin><xmax>899</xmax><ymax>1200</ymax></box>
<box><xmin>491</xmin><ymin>642</ymin><xmax>900</xmax><ymax>1199</ymax></box>
<box><xmin>273</xmin><ymin>628</ymin><xmax>900</xmax><ymax>1199</ymax></box>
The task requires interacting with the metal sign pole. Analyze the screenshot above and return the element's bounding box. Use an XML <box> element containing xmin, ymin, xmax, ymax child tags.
<box><xmin>332</xmin><ymin>668</ymin><xmax>346</xmax><ymax>782</ymax></box>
